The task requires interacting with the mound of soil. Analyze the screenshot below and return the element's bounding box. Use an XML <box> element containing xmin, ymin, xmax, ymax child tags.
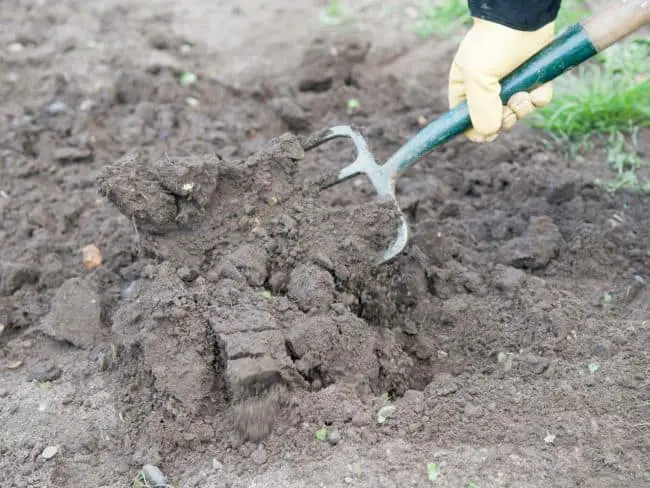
<box><xmin>96</xmin><ymin>129</ymin><xmax>410</xmax><ymax>431</ymax></box>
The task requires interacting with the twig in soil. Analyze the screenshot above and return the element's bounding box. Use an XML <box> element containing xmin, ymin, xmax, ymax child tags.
<box><xmin>132</xmin><ymin>216</ymin><xmax>140</xmax><ymax>240</ymax></box>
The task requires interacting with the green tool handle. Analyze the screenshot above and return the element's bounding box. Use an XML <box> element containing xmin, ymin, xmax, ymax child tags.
<box><xmin>382</xmin><ymin>0</ymin><xmax>650</xmax><ymax>180</ymax></box>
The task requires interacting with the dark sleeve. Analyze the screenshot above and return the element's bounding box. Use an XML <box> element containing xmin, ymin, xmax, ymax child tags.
<box><xmin>468</xmin><ymin>0</ymin><xmax>562</xmax><ymax>31</ymax></box>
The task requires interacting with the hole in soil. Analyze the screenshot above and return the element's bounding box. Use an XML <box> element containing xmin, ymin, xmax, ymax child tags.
<box><xmin>298</xmin><ymin>77</ymin><xmax>333</xmax><ymax>93</ymax></box>
<box><xmin>344</xmin><ymin>74</ymin><xmax>360</xmax><ymax>88</ymax></box>
<box><xmin>284</xmin><ymin>339</ymin><xmax>299</xmax><ymax>362</ymax></box>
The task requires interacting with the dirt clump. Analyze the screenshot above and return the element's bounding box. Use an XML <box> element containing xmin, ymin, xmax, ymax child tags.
<box><xmin>96</xmin><ymin>129</ymin><xmax>415</xmax><ymax>447</ymax></box>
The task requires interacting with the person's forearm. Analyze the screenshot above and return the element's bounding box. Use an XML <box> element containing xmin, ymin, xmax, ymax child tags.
<box><xmin>468</xmin><ymin>0</ymin><xmax>562</xmax><ymax>31</ymax></box>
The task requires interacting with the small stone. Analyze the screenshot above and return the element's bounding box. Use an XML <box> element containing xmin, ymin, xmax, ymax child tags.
<box><xmin>0</xmin><ymin>388</ymin><xmax>8</xmax><ymax>398</ymax></box>
<box><xmin>41</xmin><ymin>446</ymin><xmax>59</xmax><ymax>460</ymax></box>
<box><xmin>224</xmin><ymin>244</ymin><xmax>269</xmax><ymax>287</ymax></box>
<box><xmin>177</xmin><ymin>266</ymin><xmax>198</xmax><ymax>282</ymax></box>
<box><xmin>270</xmin><ymin>97</ymin><xmax>311</xmax><ymax>132</ymax></box>
<box><xmin>424</xmin><ymin>373</ymin><xmax>459</xmax><ymax>397</ymax></box>
<box><xmin>7</xmin><ymin>360</ymin><xmax>23</xmax><ymax>370</ymax></box>
<box><xmin>592</xmin><ymin>341</ymin><xmax>614</xmax><ymax>359</ymax></box>
<box><xmin>28</xmin><ymin>362</ymin><xmax>62</xmax><ymax>382</ymax></box>
<box><xmin>53</xmin><ymin>146</ymin><xmax>93</xmax><ymax>163</ymax></box>
<box><xmin>313</xmin><ymin>252</ymin><xmax>334</xmax><ymax>271</ymax></box>
<box><xmin>287</xmin><ymin>263</ymin><xmax>334</xmax><ymax>312</ymax></box>
<box><xmin>79</xmin><ymin>99</ymin><xmax>94</xmax><ymax>111</ymax></box>
<box><xmin>141</xmin><ymin>464</ymin><xmax>167</xmax><ymax>487</ymax></box>
<box><xmin>401</xmin><ymin>320</ymin><xmax>419</xmax><ymax>336</ymax></box>
<box><xmin>41</xmin><ymin>277</ymin><xmax>104</xmax><ymax>349</ymax></box>
<box><xmin>0</xmin><ymin>323</ymin><xmax>5</xmax><ymax>335</ymax></box>
<box><xmin>8</xmin><ymin>42</ymin><xmax>24</xmax><ymax>52</ymax></box>
<box><xmin>45</xmin><ymin>100</ymin><xmax>68</xmax><ymax>115</ymax></box>
<box><xmin>269</xmin><ymin>271</ymin><xmax>287</xmax><ymax>293</ymax></box>
<box><xmin>327</xmin><ymin>430</ymin><xmax>341</xmax><ymax>446</ymax></box>
<box><xmin>250</xmin><ymin>445</ymin><xmax>267</xmax><ymax>465</ymax></box>
<box><xmin>351</xmin><ymin>411</ymin><xmax>371</xmax><ymax>427</ymax></box>
<box><xmin>496</xmin><ymin>216</ymin><xmax>563</xmax><ymax>270</ymax></box>
<box><xmin>492</xmin><ymin>264</ymin><xmax>526</xmax><ymax>291</ymax></box>
<box><xmin>82</xmin><ymin>244</ymin><xmax>102</xmax><ymax>270</ymax></box>
<box><xmin>212</xmin><ymin>458</ymin><xmax>223</xmax><ymax>470</ymax></box>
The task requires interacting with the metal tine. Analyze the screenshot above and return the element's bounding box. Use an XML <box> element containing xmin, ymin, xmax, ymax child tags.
<box><xmin>304</xmin><ymin>125</ymin><xmax>410</xmax><ymax>265</ymax></box>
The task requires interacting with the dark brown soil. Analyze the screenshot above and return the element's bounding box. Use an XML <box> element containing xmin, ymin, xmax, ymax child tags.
<box><xmin>1</xmin><ymin>2</ymin><xmax>649</xmax><ymax>487</ymax></box>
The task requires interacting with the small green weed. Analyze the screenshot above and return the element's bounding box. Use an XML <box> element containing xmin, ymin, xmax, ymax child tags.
<box><xmin>427</xmin><ymin>462</ymin><xmax>440</xmax><ymax>481</ymax></box>
<box><xmin>595</xmin><ymin>130</ymin><xmax>650</xmax><ymax>194</ymax></box>
<box><xmin>315</xmin><ymin>427</ymin><xmax>328</xmax><ymax>441</ymax></box>
<box><xmin>319</xmin><ymin>0</ymin><xmax>355</xmax><ymax>26</ymax></box>
<box><xmin>131</xmin><ymin>469</ymin><xmax>175</xmax><ymax>488</ymax></box>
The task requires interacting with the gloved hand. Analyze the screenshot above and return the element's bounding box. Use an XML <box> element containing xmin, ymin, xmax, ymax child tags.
<box><xmin>448</xmin><ymin>18</ymin><xmax>555</xmax><ymax>143</ymax></box>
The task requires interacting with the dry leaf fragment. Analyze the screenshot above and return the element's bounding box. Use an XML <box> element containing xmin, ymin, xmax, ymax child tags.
<box><xmin>82</xmin><ymin>244</ymin><xmax>102</xmax><ymax>270</ymax></box>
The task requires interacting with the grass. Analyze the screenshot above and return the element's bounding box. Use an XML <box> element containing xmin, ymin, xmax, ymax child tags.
<box><xmin>407</xmin><ymin>0</ymin><xmax>650</xmax><ymax>194</ymax></box>
<box><xmin>532</xmin><ymin>38</ymin><xmax>650</xmax><ymax>193</ymax></box>
<box><xmin>531</xmin><ymin>38</ymin><xmax>650</xmax><ymax>139</ymax></box>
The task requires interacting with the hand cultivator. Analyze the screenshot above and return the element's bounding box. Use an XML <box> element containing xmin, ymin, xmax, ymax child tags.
<box><xmin>305</xmin><ymin>0</ymin><xmax>649</xmax><ymax>265</ymax></box>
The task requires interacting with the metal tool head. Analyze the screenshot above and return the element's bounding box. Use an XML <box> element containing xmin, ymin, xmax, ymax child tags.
<box><xmin>304</xmin><ymin>125</ymin><xmax>408</xmax><ymax>264</ymax></box>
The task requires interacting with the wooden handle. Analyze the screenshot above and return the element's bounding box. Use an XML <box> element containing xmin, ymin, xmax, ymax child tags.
<box><xmin>581</xmin><ymin>0</ymin><xmax>650</xmax><ymax>51</ymax></box>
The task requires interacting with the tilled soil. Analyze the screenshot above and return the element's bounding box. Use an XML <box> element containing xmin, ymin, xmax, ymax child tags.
<box><xmin>1</xmin><ymin>1</ymin><xmax>649</xmax><ymax>487</ymax></box>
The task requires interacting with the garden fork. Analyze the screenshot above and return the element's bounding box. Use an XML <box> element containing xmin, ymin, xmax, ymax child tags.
<box><xmin>304</xmin><ymin>0</ymin><xmax>650</xmax><ymax>264</ymax></box>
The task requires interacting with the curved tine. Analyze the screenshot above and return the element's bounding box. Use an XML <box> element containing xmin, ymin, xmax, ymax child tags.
<box><xmin>303</xmin><ymin>125</ymin><xmax>357</xmax><ymax>150</ymax></box>
<box><xmin>378</xmin><ymin>214</ymin><xmax>409</xmax><ymax>264</ymax></box>
<box><xmin>309</xmin><ymin>125</ymin><xmax>374</xmax><ymax>160</ymax></box>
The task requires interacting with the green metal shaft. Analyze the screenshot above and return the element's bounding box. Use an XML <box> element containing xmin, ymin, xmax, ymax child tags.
<box><xmin>382</xmin><ymin>23</ymin><xmax>599</xmax><ymax>180</ymax></box>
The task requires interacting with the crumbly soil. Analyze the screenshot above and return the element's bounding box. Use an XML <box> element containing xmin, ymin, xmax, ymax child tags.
<box><xmin>1</xmin><ymin>1</ymin><xmax>649</xmax><ymax>487</ymax></box>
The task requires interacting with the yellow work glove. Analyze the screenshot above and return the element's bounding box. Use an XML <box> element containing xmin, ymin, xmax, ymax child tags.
<box><xmin>448</xmin><ymin>18</ymin><xmax>555</xmax><ymax>143</ymax></box>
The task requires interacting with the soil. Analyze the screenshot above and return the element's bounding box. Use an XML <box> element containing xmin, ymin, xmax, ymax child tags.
<box><xmin>1</xmin><ymin>1</ymin><xmax>649</xmax><ymax>487</ymax></box>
